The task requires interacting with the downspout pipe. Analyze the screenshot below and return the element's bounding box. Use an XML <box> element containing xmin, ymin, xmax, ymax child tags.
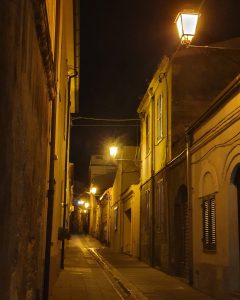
<box><xmin>60</xmin><ymin>70</ymin><xmax>78</xmax><ymax>269</ymax></box>
<box><xmin>150</xmin><ymin>95</ymin><xmax>155</xmax><ymax>267</ymax></box>
<box><xmin>186</xmin><ymin>132</ymin><xmax>193</xmax><ymax>284</ymax></box>
<box><xmin>43</xmin><ymin>92</ymin><xmax>57</xmax><ymax>300</ymax></box>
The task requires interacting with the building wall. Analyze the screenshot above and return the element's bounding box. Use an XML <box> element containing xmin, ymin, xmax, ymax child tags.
<box><xmin>191</xmin><ymin>84</ymin><xmax>240</xmax><ymax>298</ymax></box>
<box><xmin>121</xmin><ymin>184</ymin><xmax>140</xmax><ymax>257</ymax></box>
<box><xmin>110</xmin><ymin>146</ymin><xmax>140</xmax><ymax>253</ymax></box>
<box><xmin>0</xmin><ymin>1</ymin><xmax>51</xmax><ymax>299</ymax></box>
<box><xmin>138</xmin><ymin>45</ymin><xmax>240</xmax><ymax>281</ymax></box>
<box><xmin>172</xmin><ymin>46</ymin><xmax>240</xmax><ymax>156</ymax></box>
<box><xmin>0</xmin><ymin>1</ymin><xmax>78</xmax><ymax>298</ymax></box>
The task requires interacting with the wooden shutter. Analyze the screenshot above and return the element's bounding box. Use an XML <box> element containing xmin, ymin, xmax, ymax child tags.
<box><xmin>202</xmin><ymin>194</ymin><xmax>216</xmax><ymax>251</ymax></box>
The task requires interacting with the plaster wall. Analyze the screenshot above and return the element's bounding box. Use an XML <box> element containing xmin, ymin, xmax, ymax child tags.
<box><xmin>191</xmin><ymin>90</ymin><xmax>240</xmax><ymax>298</ymax></box>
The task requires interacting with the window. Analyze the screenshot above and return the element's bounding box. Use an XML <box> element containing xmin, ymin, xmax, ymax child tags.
<box><xmin>202</xmin><ymin>194</ymin><xmax>216</xmax><ymax>251</ymax></box>
<box><xmin>114</xmin><ymin>207</ymin><xmax>118</xmax><ymax>231</ymax></box>
<box><xmin>145</xmin><ymin>190</ymin><xmax>151</xmax><ymax>229</ymax></box>
<box><xmin>146</xmin><ymin>113</ymin><xmax>150</xmax><ymax>155</ymax></box>
<box><xmin>156</xmin><ymin>180</ymin><xmax>164</xmax><ymax>232</ymax></box>
<box><xmin>157</xmin><ymin>94</ymin><xmax>163</xmax><ymax>141</ymax></box>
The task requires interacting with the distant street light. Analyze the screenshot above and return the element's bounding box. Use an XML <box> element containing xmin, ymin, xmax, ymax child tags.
<box><xmin>175</xmin><ymin>11</ymin><xmax>200</xmax><ymax>45</ymax></box>
<box><xmin>108</xmin><ymin>145</ymin><xmax>141</xmax><ymax>162</ymax></box>
<box><xmin>90</xmin><ymin>187</ymin><xmax>97</xmax><ymax>195</ymax></box>
<box><xmin>84</xmin><ymin>202</ymin><xmax>90</xmax><ymax>208</ymax></box>
<box><xmin>109</xmin><ymin>146</ymin><xmax>118</xmax><ymax>159</ymax></box>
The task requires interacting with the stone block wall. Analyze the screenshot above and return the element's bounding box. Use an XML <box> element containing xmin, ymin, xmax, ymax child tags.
<box><xmin>0</xmin><ymin>1</ymin><xmax>51</xmax><ymax>299</ymax></box>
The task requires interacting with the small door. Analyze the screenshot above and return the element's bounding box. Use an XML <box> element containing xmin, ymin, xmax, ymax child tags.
<box><xmin>174</xmin><ymin>185</ymin><xmax>188</xmax><ymax>277</ymax></box>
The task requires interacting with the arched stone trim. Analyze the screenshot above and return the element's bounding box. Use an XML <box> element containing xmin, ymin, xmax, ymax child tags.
<box><xmin>222</xmin><ymin>144</ymin><xmax>240</xmax><ymax>183</ymax></box>
<box><xmin>198</xmin><ymin>161</ymin><xmax>219</xmax><ymax>197</ymax></box>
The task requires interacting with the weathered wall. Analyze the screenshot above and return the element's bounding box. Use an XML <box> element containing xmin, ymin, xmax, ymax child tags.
<box><xmin>0</xmin><ymin>1</ymin><xmax>51</xmax><ymax>299</ymax></box>
<box><xmin>172</xmin><ymin>47</ymin><xmax>240</xmax><ymax>156</ymax></box>
<box><xmin>191</xmin><ymin>83</ymin><xmax>240</xmax><ymax>299</ymax></box>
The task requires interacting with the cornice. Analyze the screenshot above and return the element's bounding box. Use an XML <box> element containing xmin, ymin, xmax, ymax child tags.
<box><xmin>31</xmin><ymin>0</ymin><xmax>56</xmax><ymax>100</ymax></box>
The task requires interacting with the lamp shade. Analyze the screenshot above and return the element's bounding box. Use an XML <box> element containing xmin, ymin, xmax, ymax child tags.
<box><xmin>175</xmin><ymin>11</ymin><xmax>200</xmax><ymax>45</ymax></box>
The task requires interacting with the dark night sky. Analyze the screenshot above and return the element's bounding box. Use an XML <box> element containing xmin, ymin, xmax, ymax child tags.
<box><xmin>70</xmin><ymin>0</ymin><xmax>240</xmax><ymax>187</ymax></box>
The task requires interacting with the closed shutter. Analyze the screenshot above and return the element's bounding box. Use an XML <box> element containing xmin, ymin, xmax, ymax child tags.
<box><xmin>202</xmin><ymin>194</ymin><xmax>216</xmax><ymax>251</ymax></box>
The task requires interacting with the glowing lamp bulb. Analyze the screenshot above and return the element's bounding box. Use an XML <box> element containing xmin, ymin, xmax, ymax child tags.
<box><xmin>175</xmin><ymin>11</ymin><xmax>200</xmax><ymax>45</ymax></box>
<box><xmin>90</xmin><ymin>187</ymin><xmax>97</xmax><ymax>195</ymax></box>
<box><xmin>109</xmin><ymin>146</ymin><xmax>118</xmax><ymax>158</ymax></box>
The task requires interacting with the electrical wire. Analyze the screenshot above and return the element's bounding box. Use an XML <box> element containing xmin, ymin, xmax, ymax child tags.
<box><xmin>72</xmin><ymin>124</ymin><xmax>139</xmax><ymax>127</ymax></box>
<box><xmin>191</xmin><ymin>131</ymin><xmax>240</xmax><ymax>164</ymax></box>
<box><xmin>72</xmin><ymin>116</ymin><xmax>140</xmax><ymax>121</ymax></box>
<box><xmin>198</xmin><ymin>0</ymin><xmax>207</xmax><ymax>13</ymax></box>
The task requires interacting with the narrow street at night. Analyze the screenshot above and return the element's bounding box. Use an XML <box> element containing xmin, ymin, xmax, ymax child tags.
<box><xmin>51</xmin><ymin>235</ymin><xmax>213</xmax><ymax>300</ymax></box>
<box><xmin>50</xmin><ymin>235</ymin><xmax>122</xmax><ymax>300</ymax></box>
<box><xmin>1</xmin><ymin>0</ymin><xmax>240</xmax><ymax>299</ymax></box>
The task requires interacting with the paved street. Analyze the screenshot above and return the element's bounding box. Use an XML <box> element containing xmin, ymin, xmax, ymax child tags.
<box><xmin>50</xmin><ymin>235</ymin><xmax>122</xmax><ymax>300</ymax></box>
<box><xmin>51</xmin><ymin>235</ymin><xmax>213</xmax><ymax>300</ymax></box>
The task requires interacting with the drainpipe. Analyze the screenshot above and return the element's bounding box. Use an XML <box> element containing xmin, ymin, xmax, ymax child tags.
<box><xmin>43</xmin><ymin>92</ymin><xmax>57</xmax><ymax>300</ymax></box>
<box><xmin>186</xmin><ymin>132</ymin><xmax>193</xmax><ymax>284</ymax></box>
<box><xmin>150</xmin><ymin>95</ymin><xmax>155</xmax><ymax>266</ymax></box>
<box><xmin>42</xmin><ymin>0</ymin><xmax>60</xmax><ymax>295</ymax></box>
<box><xmin>60</xmin><ymin>71</ymin><xmax>78</xmax><ymax>269</ymax></box>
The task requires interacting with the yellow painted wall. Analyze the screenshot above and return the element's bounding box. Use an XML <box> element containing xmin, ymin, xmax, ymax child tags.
<box><xmin>191</xmin><ymin>88</ymin><xmax>240</xmax><ymax>296</ymax></box>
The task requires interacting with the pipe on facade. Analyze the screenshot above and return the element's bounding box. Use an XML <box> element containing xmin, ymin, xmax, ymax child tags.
<box><xmin>186</xmin><ymin>132</ymin><xmax>193</xmax><ymax>284</ymax></box>
<box><xmin>60</xmin><ymin>71</ymin><xmax>78</xmax><ymax>269</ymax></box>
<box><xmin>43</xmin><ymin>96</ymin><xmax>57</xmax><ymax>300</ymax></box>
<box><xmin>34</xmin><ymin>0</ymin><xmax>57</xmax><ymax>298</ymax></box>
<box><xmin>150</xmin><ymin>95</ymin><xmax>155</xmax><ymax>267</ymax></box>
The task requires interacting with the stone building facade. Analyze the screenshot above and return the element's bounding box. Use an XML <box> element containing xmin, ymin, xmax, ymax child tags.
<box><xmin>0</xmin><ymin>1</ymin><xmax>79</xmax><ymax>299</ymax></box>
<box><xmin>137</xmin><ymin>40</ymin><xmax>240</xmax><ymax>284</ymax></box>
<box><xmin>187</xmin><ymin>75</ymin><xmax>240</xmax><ymax>299</ymax></box>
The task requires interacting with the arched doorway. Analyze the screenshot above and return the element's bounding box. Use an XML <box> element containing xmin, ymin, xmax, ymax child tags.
<box><xmin>174</xmin><ymin>185</ymin><xmax>188</xmax><ymax>277</ymax></box>
<box><xmin>233</xmin><ymin>166</ymin><xmax>240</xmax><ymax>256</ymax></box>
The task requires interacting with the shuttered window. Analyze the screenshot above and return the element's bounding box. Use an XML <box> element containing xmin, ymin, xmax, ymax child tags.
<box><xmin>157</xmin><ymin>94</ymin><xmax>163</xmax><ymax>142</ymax></box>
<box><xmin>146</xmin><ymin>114</ymin><xmax>150</xmax><ymax>154</ymax></box>
<box><xmin>202</xmin><ymin>194</ymin><xmax>216</xmax><ymax>251</ymax></box>
<box><xmin>145</xmin><ymin>190</ymin><xmax>151</xmax><ymax>229</ymax></box>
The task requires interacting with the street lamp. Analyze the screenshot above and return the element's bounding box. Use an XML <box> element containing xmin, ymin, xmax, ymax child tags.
<box><xmin>175</xmin><ymin>10</ymin><xmax>240</xmax><ymax>51</ymax></box>
<box><xmin>90</xmin><ymin>187</ymin><xmax>97</xmax><ymax>195</ymax></box>
<box><xmin>108</xmin><ymin>145</ymin><xmax>141</xmax><ymax>162</ymax></box>
<box><xmin>84</xmin><ymin>202</ymin><xmax>90</xmax><ymax>209</ymax></box>
<box><xmin>109</xmin><ymin>146</ymin><xmax>118</xmax><ymax>159</ymax></box>
<box><xmin>175</xmin><ymin>11</ymin><xmax>200</xmax><ymax>45</ymax></box>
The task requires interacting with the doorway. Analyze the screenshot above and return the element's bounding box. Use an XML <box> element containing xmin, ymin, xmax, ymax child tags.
<box><xmin>174</xmin><ymin>185</ymin><xmax>188</xmax><ymax>277</ymax></box>
<box><xmin>233</xmin><ymin>167</ymin><xmax>240</xmax><ymax>257</ymax></box>
<box><xmin>123</xmin><ymin>208</ymin><xmax>132</xmax><ymax>254</ymax></box>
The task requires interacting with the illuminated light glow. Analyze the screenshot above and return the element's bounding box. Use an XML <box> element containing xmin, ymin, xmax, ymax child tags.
<box><xmin>90</xmin><ymin>187</ymin><xmax>97</xmax><ymax>194</ymax></box>
<box><xmin>175</xmin><ymin>12</ymin><xmax>200</xmax><ymax>45</ymax></box>
<box><xmin>78</xmin><ymin>199</ymin><xmax>84</xmax><ymax>205</ymax></box>
<box><xmin>109</xmin><ymin>146</ymin><xmax>118</xmax><ymax>158</ymax></box>
<box><xmin>84</xmin><ymin>202</ymin><xmax>90</xmax><ymax>208</ymax></box>
<box><xmin>83</xmin><ymin>210</ymin><xmax>87</xmax><ymax>213</ymax></box>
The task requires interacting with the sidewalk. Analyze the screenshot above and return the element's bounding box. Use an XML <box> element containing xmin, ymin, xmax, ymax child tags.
<box><xmin>51</xmin><ymin>235</ymin><xmax>213</xmax><ymax>300</ymax></box>
<box><xmin>50</xmin><ymin>235</ymin><xmax>122</xmax><ymax>300</ymax></box>
<box><xmin>91</xmin><ymin>244</ymin><xmax>213</xmax><ymax>300</ymax></box>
